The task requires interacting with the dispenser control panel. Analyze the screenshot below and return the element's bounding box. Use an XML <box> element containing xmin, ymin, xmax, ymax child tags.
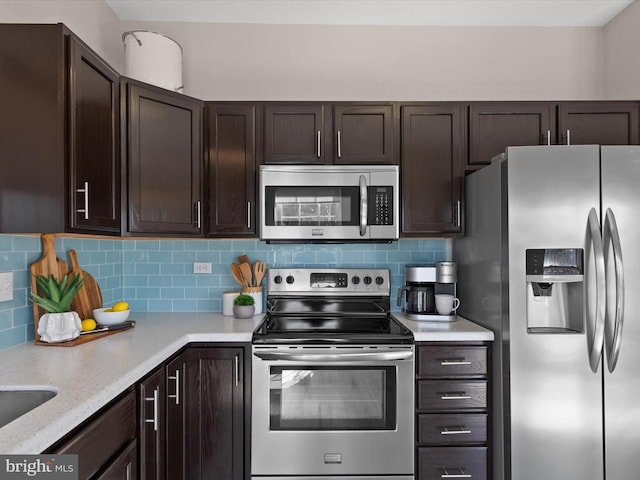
<box><xmin>526</xmin><ymin>248</ymin><xmax>584</xmax><ymax>276</ymax></box>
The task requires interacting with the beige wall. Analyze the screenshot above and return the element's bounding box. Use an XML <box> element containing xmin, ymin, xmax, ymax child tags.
<box><xmin>0</xmin><ymin>0</ymin><xmax>123</xmax><ymax>71</ymax></box>
<box><xmin>3</xmin><ymin>1</ymin><xmax>637</xmax><ymax>102</ymax></box>
<box><xmin>122</xmin><ymin>21</ymin><xmax>605</xmax><ymax>101</ymax></box>
<box><xmin>604</xmin><ymin>0</ymin><xmax>640</xmax><ymax>99</ymax></box>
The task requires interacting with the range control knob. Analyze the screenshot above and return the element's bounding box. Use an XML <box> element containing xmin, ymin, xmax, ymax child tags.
<box><xmin>375</xmin><ymin>276</ymin><xmax>384</xmax><ymax>285</ymax></box>
<box><xmin>363</xmin><ymin>276</ymin><xmax>372</xmax><ymax>285</ymax></box>
<box><xmin>351</xmin><ymin>276</ymin><xmax>360</xmax><ymax>285</ymax></box>
<box><xmin>274</xmin><ymin>275</ymin><xmax>283</xmax><ymax>284</ymax></box>
<box><xmin>286</xmin><ymin>275</ymin><xmax>295</xmax><ymax>284</ymax></box>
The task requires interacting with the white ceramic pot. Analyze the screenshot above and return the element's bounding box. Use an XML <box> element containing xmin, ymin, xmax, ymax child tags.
<box><xmin>37</xmin><ymin>311</ymin><xmax>82</xmax><ymax>343</ymax></box>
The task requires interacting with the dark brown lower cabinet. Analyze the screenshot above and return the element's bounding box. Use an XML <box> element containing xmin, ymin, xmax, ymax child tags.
<box><xmin>46</xmin><ymin>389</ymin><xmax>137</xmax><ymax>480</ymax></box>
<box><xmin>416</xmin><ymin>343</ymin><xmax>491</xmax><ymax>480</ymax></box>
<box><xmin>138</xmin><ymin>367</ymin><xmax>166</xmax><ymax>479</ymax></box>
<box><xmin>186</xmin><ymin>347</ymin><xmax>245</xmax><ymax>480</ymax></box>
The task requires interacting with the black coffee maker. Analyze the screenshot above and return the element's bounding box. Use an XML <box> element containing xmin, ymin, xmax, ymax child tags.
<box><xmin>397</xmin><ymin>262</ymin><xmax>457</xmax><ymax>321</ymax></box>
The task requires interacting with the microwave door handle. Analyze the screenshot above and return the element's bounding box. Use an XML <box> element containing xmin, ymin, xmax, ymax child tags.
<box><xmin>359</xmin><ymin>175</ymin><xmax>368</xmax><ymax>236</ymax></box>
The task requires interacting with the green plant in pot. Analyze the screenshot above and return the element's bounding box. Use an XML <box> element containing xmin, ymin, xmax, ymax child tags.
<box><xmin>233</xmin><ymin>293</ymin><xmax>255</xmax><ymax>319</ymax></box>
<box><xmin>32</xmin><ymin>273</ymin><xmax>85</xmax><ymax>343</ymax></box>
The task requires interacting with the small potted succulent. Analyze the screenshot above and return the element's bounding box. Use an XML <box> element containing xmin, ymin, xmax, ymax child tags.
<box><xmin>31</xmin><ymin>273</ymin><xmax>85</xmax><ymax>343</ymax></box>
<box><xmin>233</xmin><ymin>293</ymin><xmax>255</xmax><ymax>318</ymax></box>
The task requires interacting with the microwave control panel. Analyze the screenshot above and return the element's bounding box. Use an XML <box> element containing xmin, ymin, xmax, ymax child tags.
<box><xmin>368</xmin><ymin>186</ymin><xmax>393</xmax><ymax>225</ymax></box>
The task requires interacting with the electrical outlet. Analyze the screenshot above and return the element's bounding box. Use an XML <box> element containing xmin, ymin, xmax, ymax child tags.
<box><xmin>193</xmin><ymin>262</ymin><xmax>212</xmax><ymax>274</ymax></box>
<box><xmin>0</xmin><ymin>272</ymin><xmax>13</xmax><ymax>302</ymax></box>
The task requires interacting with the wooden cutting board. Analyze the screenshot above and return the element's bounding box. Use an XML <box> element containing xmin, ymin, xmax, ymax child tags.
<box><xmin>30</xmin><ymin>234</ymin><xmax>69</xmax><ymax>341</ymax></box>
<box><xmin>68</xmin><ymin>249</ymin><xmax>103</xmax><ymax>321</ymax></box>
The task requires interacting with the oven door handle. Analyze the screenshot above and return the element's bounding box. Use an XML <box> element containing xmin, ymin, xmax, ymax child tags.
<box><xmin>253</xmin><ymin>350</ymin><xmax>413</xmax><ymax>362</ymax></box>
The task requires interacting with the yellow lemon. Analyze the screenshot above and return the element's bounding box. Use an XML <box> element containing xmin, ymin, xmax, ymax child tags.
<box><xmin>112</xmin><ymin>301</ymin><xmax>129</xmax><ymax>312</ymax></box>
<box><xmin>104</xmin><ymin>308</ymin><xmax>114</xmax><ymax>312</ymax></box>
<box><xmin>81</xmin><ymin>319</ymin><xmax>97</xmax><ymax>331</ymax></box>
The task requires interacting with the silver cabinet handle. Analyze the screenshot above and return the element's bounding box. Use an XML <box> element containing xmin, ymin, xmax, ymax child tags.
<box><xmin>441</xmin><ymin>468</ymin><xmax>472</xmax><ymax>478</ymax></box>
<box><xmin>144</xmin><ymin>388</ymin><xmax>159</xmax><ymax>431</ymax></box>
<box><xmin>337</xmin><ymin>130</ymin><xmax>342</xmax><ymax>158</ymax></box>
<box><xmin>235</xmin><ymin>354</ymin><xmax>240</xmax><ymax>387</ymax></box>
<box><xmin>168</xmin><ymin>368</ymin><xmax>180</xmax><ymax>405</ymax></box>
<box><xmin>566</xmin><ymin>129</ymin><xmax>571</xmax><ymax>145</ymax></box>
<box><xmin>455</xmin><ymin>200</ymin><xmax>461</xmax><ymax>228</ymax></box>
<box><xmin>317</xmin><ymin>130</ymin><xmax>321</xmax><ymax>158</ymax></box>
<box><xmin>586</xmin><ymin>208</ymin><xmax>606</xmax><ymax>373</ymax></box>
<box><xmin>547</xmin><ymin>129</ymin><xmax>551</xmax><ymax>146</ymax></box>
<box><xmin>440</xmin><ymin>360</ymin><xmax>472</xmax><ymax>366</ymax></box>
<box><xmin>603</xmin><ymin>208</ymin><xmax>625</xmax><ymax>373</ymax></box>
<box><xmin>440</xmin><ymin>426</ymin><xmax>472</xmax><ymax>435</ymax></box>
<box><xmin>441</xmin><ymin>392</ymin><xmax>472</xmax><ymax>400</ymax></box>
<box><xmin>247</xmin><ymin>202</ymin><xmax>251</xmax><ymax>229</ymax></box>
<box><xmin>254</xmin><ymin>350</ymin><xmax>413</xmax><ymax>362</ymax></box>
<box><xmin>196</xmin><ymin>200</ymin><xmax>201</xmax><ymax>229</ymax></box>
<box><xmin>359</xmin><ymin>174</ymin><xmax>368</xmax><ymax>236</ymax></box>
<box><xmin>76</xmin><ymin>181</ymin><xmax>89</xmax><ymax>220</ymax></box>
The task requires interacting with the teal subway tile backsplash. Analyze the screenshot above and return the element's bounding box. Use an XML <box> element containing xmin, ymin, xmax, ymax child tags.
<box><xmin>0</xmin><ymin>235</ymin><xmax>447</xmax><ymax>351</ymax></box>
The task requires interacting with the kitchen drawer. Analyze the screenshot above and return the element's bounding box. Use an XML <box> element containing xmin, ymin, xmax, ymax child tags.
<box><xmin>418</xmin><ymin>345</ymin><xmax>488</xmax><ymax>377</ymax></box>
<box><xmin>418</xmin><ymin>446</ymin><xmax>487</xmax><ymax>480</ymax></box>
<box><xmin>418</xmin><ymin>380</ymin><xmax>487</xmax><ymax>411</ymax></box>
<box><xmin>418</xmin><ymin>413</ymin><xmax>488</xmax><ymax>445</ymax></box>
<box><xmin>52</xmin><ymin>390</ymin><xmax>136</xmax><ymax>479</ymax></box>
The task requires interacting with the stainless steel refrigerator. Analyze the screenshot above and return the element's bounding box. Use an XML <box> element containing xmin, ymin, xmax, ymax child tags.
<box><xmin>454</xmin><ymin>145</ymin><xmax>640</xmax><ymax>480</ymax></box>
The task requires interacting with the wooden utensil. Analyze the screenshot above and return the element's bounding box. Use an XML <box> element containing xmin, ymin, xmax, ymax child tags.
<box><xmin>29</xmin><ymin>234</ymin><xmax>69</xmax><ymax>340</ymax></box>
<box><xmin>253</xmin><ymin>261</ymin><xmax>266</xmax><ymax>287</ymax></box>
<box><xmin>231</xmin><ymin>262</ymin><xmax>246</xmax><ymax>287</ymax></box>
<box><xmin>239</xmin><ymin>262</ymin><xmax>253</xmax><ymax>287</ymax></box>
<box><xmin>238</xmin><ymin>254</ymin><xmax>250</xmax><ymax>264</ymax></box>
<box><xmin>68</xmin><ymin>249</ymin><xmax>103</xmax><ymax>320</ymax></box>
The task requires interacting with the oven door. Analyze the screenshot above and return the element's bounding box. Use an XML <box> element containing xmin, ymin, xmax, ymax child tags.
<box><xmin>259</xmin><ymin>165</ymin><xmax>399</xmax><ymax>242</ymax></box>
<box><xmin>251</xmin><ymin>345</ymin><xmax>414</xmax><ymax>478</ymax></box>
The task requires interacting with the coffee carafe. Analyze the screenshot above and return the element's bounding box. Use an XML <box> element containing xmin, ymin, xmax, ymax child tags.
<box><xmin>397</xmin><ymin>262</ymin><xmax>458</xmax><ymax>321</ymax></box>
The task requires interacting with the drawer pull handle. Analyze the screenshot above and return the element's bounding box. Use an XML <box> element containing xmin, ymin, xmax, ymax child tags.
<box><xmin>440</xmin><ymin>426</ymin><xmax>472</xmax><ymax>435</ymax></box>
<box><xmin>441</xmin><ymin>392</ymin><xmax>472</xmax><ymax>400</ymax></box>
<box><xmin>440</xmin><ymin>360</ymin><xmax>472</xmax><ymax>366</ymax></box>
<box><xmin>441</xmin><ymin>467</ymin><xmax>472</xmax><ymax>478</ymax></box>
<box><xmin>168</xmin><ymin>368</ymin><xmax>180</xmax><ymax>405</ymax></box>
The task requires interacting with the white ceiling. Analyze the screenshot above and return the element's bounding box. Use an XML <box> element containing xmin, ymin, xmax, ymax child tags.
<box><xmin>104</xmin><ymin>0</ymin><xmax>635</xmax><ymax>27</ymax></box>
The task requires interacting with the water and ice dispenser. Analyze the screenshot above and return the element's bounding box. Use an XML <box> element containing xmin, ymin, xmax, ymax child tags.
<box><xmin>526</xmin><ymin>248</ymin><xmax>584</xmax><ymax>333</ymax></box>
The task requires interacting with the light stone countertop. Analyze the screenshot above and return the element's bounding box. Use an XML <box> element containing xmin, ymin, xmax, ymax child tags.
<box><xmin>0</xmin><ymin>311</ymin><xmax>492</xmax><ymax>454</ymax></box>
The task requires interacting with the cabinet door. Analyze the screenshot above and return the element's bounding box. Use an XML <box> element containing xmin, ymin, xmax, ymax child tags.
<box><xmin>139</xmin><ymin>367</ymin><xmax>166</xmax><ymax>480</ymax></box>
<box><xmin>206</xmin><ymin>104</ymin><xmax>256</xmax><ymax>236</ymax></box>
<box><xmin>333</xmin><ymin>104</ymin><xmax>395</xmax><ymax>164</ymax></box>
<box><xmin>558</xmin><ymin>102</ymin><xmax>640</xmax><ymax>145</ymax></box>
<box><xmin>468</xmin><ymin>102</ymin><xmax>555</xmax><ymax>166</ymax></box>
<box><xmin>166</xmin><ymin>352</ymin><xmax>189</xmax><ymax>480</ymax></box>
<box><xmin>95</xmin><ymin>440</ymin><xmax>137</xmax><ymax>480</ymax></box>
<box><xmin>187</xmin><ymin>348</ymin><xmax>244</xmax><ymax>480</ymax></box>
<box><xmin>127</xmin><ymin>81</ymin><xmax>203</xmax><ymax>235</ymax></box>
<box><xmin>264</xmin><ymin>103</ymin><xmax>326</xmax><ymax>164</ymax></box>
<box><xmin>401</xmin><ymin>104</ymin><xmax>464</xmax><ymax>235</ymax></box>
<box><xmin>68</xmin><ymin>37</ymin><xmax>120</xmax><ymax>233</ymax></box>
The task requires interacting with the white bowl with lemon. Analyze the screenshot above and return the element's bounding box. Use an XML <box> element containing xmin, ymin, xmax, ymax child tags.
<box><xmin>93</xmin><ymin>301</ymin><xmax>130</xmax><ymax>326</ymax></box>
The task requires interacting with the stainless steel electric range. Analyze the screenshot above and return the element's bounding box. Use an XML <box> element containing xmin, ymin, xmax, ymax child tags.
<box><xmin>251</xmin><ymin>268</ymin><xmax>415</xmax><ymax>480</ymax></box>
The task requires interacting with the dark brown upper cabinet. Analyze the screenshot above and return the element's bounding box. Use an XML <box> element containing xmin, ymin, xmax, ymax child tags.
<box><xmin>264</xmin><ymin>104</ymin><xmax>326</xmax><ymax>164</ymax></box>
<box><xmin>263</xmin><ymin>102</ymin><xmax>396</xmax><ymax>165</ymax></box>
<box><xmin>0</xmin><ymin>24</ymin><xmax>120</xmax><ymax>234</ymax></box>
<box><xmin>124</xmin><ymin>78</ymin><xmax>203</xmax><ymax>236</ymax></box>
<box><xmin>468</xmin><ymin>102</ymin><xmax>556</xmax><ymax>168</ymax></box>
<box><xmin>557</xmin><ymin>101</ymin><xmax>640</xmax><ymax>145</ymax></box>
<box><xmin>401</xmin><ymin>104</ymin><xmax>465</xmax><ymax>236</ymax></box>
<box><xmin>68</xmin><ymin>38</ymin><xmax>120</xmax><ymax>233</ymax></box>
<box><xmin>205</xmin><ymin>103</ymin><xmax>258</xmax><ymax>237</ymax></box>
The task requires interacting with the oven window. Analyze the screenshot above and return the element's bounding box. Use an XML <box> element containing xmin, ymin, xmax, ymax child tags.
<box><xmin>269</xmin><ymin>366</ymin><xmax>396</xmax><ymax>430</ymax></box>
<box><xmin>264</xmin><ymin>186</ymin><xmax>359</xmax><ymax>226</ymax></box>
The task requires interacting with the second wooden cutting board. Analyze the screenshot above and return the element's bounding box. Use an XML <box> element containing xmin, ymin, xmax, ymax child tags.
<box><xmin>68</xmin><ymin>249</ymin><xmax>103</xmax><ymax>320</ymax></box>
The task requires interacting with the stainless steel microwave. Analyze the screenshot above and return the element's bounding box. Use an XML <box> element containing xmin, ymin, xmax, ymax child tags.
<box><xmin>259</xmin><ymin>165</ymin><xmax>399</xmax><ymax>242</ymax></box>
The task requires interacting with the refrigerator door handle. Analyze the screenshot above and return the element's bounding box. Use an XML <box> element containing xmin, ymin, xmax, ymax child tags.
<box><xmin>586</xmin><ymin>208</ymin><xmax>606</xmax><ymax>373</ymax></box>
<box><xmin>603</xmin><ymin>208</ymin><xmax>625</xmax><ymax>373</ymax></box>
